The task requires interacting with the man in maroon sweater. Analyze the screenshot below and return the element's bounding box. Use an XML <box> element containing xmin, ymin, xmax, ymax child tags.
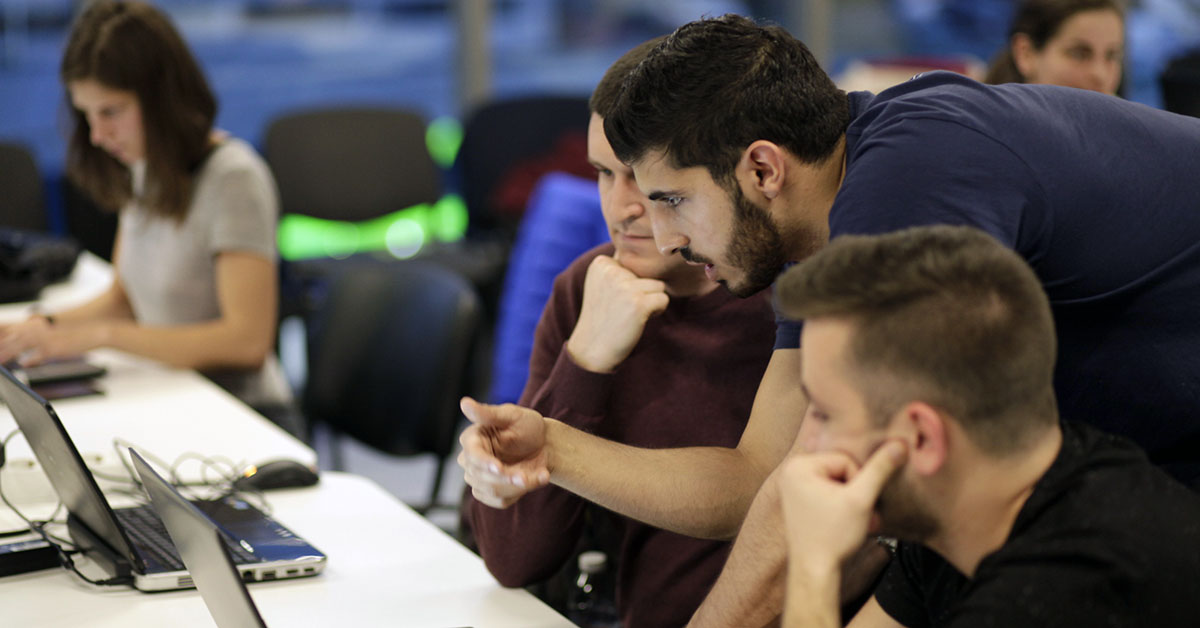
<box><xmin>461</xmin><ymin>39</ymin><xmax>775</xmax><ymax>627</ymax></box>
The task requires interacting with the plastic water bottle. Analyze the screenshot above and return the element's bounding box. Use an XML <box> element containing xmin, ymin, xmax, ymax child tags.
<box><xmin>568</xmin><ymin>550</ymin><xmax>620</xmax><ymax>627</ymax></box>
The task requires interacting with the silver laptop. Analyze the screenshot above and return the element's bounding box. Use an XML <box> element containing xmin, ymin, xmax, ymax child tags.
<box><xmin>0</xmin><ymin>365</ymin><xmax>327</xmax><ymax>591</ymax></box>
<box><xmin>132</xmin><ymin>448</ymin><xmax>268</xmax><ymax>628</ymax></box>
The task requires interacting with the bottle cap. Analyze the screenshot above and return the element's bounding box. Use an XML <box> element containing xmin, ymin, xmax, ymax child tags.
<box><xmin>577</xmin><ymin>550</ymin><xmax>607</xmax><ymax>574</ymax></box>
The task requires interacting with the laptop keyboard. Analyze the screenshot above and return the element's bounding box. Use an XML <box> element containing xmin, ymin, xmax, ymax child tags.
<box><xmin>115</xmin><ymin>503</ymin><xmax>258</xmax><ymax>571</ymax></box>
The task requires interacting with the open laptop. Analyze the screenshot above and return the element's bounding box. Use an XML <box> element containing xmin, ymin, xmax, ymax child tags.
<box><xmin>0</xmin><ymin>365</ymin><xmax>326</xmax><ymax>591</ymax></box>
<box><xmin>132</xmin><ymin>449</ymin><xmax>268</xmax><ymax>628</ymax></box>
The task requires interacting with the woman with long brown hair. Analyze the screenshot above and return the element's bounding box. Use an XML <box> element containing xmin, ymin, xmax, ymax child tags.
<box><xmin>0</xmin><ymin>1</ymin><xmax>292</xmax><ymax>420</ymax></box>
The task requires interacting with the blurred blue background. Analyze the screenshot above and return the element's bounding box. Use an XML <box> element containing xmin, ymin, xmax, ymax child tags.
<box><xmin>2</xmin><ymin>0</ymin><xmax>1198</xmax><ymax>234</ymax></box>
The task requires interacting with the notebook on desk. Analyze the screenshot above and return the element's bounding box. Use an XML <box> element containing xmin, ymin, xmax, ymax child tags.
<box><xmin>0</xmin><ymin>365</ymin><xmax>327</xmax><ymax>592</ymax></box>
<box><xmin>132</xmin><ymin>448</ymin><xmax>268</xmax><ymax>628</ymax></box>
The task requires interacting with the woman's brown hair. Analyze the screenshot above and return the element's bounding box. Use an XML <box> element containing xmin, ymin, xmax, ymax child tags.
<box><xmin>985</xmin><ymin>0</ymin><xmax>1125</xmax><ymax>85</ymax></box>
<box><xmin>61</xmin><ymin>0</ymin><xmax>217</xmax><ymax>218</ymax></box>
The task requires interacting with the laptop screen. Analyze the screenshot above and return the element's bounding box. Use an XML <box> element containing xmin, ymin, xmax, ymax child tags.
<box><xmin>0</xmin><ymin>365</ymin><xmax>143</xmax><ymax>570</ymax></box>
<box><xmin>132</xmin><ymin>449</ymin><xmax>267</xmax><ymax>628</ymax></box>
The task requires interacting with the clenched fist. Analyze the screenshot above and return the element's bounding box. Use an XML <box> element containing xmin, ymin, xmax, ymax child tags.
<box><xmin>565</xmin><ymin>254</ymin><xmax>669</xmax><ymax>373</ymax></box>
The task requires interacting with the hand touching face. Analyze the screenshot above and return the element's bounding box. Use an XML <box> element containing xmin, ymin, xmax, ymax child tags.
<box><xmin>778</xmin><ymin>441</ymin><xmax>908</xmax><ymax>573</ymax></box>
<box><xmin>565</xmin><ymin>255</ymin><xmax>669</xmax><ymax>373</ymax></box>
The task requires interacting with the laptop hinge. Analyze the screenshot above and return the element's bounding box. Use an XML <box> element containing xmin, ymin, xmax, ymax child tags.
<box><xmin>67</xmin><ymin>515</ymin><xmax>135</xmax><ymax>579</ymax></box>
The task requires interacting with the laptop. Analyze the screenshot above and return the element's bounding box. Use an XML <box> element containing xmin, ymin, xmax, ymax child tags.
<box><xmin>0</xmin><ymin>365</ymin><xmax>327</xmax><ymax>591</ymax></box>
<box><xmin>132</xmin><ymin>449</ymin><xmax>268</xmax><ymax>628</ymax></box>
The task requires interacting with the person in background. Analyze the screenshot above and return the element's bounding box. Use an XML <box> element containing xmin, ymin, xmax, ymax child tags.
<box><xmin>984</xmin><ymin>0</ymin><xmax>1125</xmax><ymax>95</ymax></box>
<box><xmin>0</xmin><ymin>1</ymin><xmax>295</xmax><ymax>431</ymax></box>
<box><xmin>461</xmin><ymin>37</ymin><xmax>776</xmax><ymax>628</ymax></box>
<box><xmin>774</xmin><ymin>225</ymin><xmax>1200</xmax><ymax>627</ymax></box>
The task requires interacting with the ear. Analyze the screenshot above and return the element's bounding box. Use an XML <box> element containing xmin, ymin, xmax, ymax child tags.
<box><xmin>736</xmin><ymin>140</ymin><xmax>787</xmax><ymax>200</ymax></box>
<box><xmin>895</xmin><ymin>401</ymin><xmax>949</xmax><ymax>477</ymax></box>
<box><xmin>1010</xmin><ymin>33</ymin><xmax>1038</xmax><ymax>82</ymax></box>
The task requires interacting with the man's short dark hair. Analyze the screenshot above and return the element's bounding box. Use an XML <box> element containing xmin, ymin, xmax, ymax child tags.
<box><xmin>777</xmin><ymin>225</ymin><xmax>1059</xmax><ymax>456</ymax></box>
<box><xmin>590</xmin><ymin>36</ymin><xmax>666</xmax><ymax>118</ymax></box>
<box><xmin>604</xmin><ymin>14</ymin><xmax>849</xmax><ymax>186</ymax></box>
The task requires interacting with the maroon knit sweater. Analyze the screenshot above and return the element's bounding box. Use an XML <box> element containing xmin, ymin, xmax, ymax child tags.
<box><xmin>465</xmin><ymin>244</ymin><xmax>776</xmax><ymax>628</ymax></box>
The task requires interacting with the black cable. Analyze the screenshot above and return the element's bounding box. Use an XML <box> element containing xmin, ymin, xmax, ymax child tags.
<box><xmin>0</xmin><ymin>428</ymin><xmax>62</xmax><ymax>536</ymax></box>
<box><xmin>0</xmin><ymin>429</ymin><xmax>131</xmax><ymax>587</ymax></box>
<box><xmin>0</xmin><ymin>429</ymin><xmax>75</xmax><ymax>547</ymax></box>
<box><xmin>1</xmin><ymin>429</ymin><xmax>280</xmax><ymax>587</ymax></box>
<box><xmin>4</xmin><ymin>427</ymin><xmax>277</xmax><ymax>579</ymax></box>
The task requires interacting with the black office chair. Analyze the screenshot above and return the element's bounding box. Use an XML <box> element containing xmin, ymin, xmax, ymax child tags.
<box><xmin>447</xmin><ymin>94</ymin><xmax>593</xmax><ymax>352</ymax></box>
<box><xmin>0</xmin><ymin>142</ymin><xmax>49</xmax><ymax>232</ymax></box>
<box><xmin>264</xmin><ymin>106</ymin><xmax>446</xmax><ymax>333</ymax></box>
<box><xmin>302</xmin><ymin>261</ymin><xmax>482</xmax><ymax>514</ymax></box>
<box><xmin>264</xmin><ymin>106</ymin><xmax>442</xmax><ymax>222</ymax></box>
<box><xmin>454</xmin><ymin>94</ymin><xmax>592</xmax><ymax>236</ymax></box>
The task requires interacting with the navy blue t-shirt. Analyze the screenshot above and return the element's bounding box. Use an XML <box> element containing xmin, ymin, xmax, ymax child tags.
<box><xmin>775</xmin><ymin>72</ymin><xmax>1200</xmax><ymax>484</ymax></box>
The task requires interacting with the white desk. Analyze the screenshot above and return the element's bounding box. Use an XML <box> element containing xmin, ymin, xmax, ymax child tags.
<box><xmin>0</xmin><ymin>256</ymin><xmax>573</xmax><ymax>627</ymax></box>
<box><xmin>0</xmin><ymin>253</ymin><xmax>316</xmax><ymax>509</ymax></box>
<box><xmin>0</xmin><ymin>349</ymin><xmax>319</xmax><ymax>509</ymax></box>
<box><xmin>1</xmin><ymin>473</ymin><xmax>573</xmax><ymax>627</ymax></box>
<box><xmin>1</xmin><ymin>250</ymin><xmax>319</xmax><ymax>501</ymax></box>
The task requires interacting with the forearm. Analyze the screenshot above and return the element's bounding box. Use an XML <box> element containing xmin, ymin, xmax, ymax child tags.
<box><xmin>103</xmin><ymin>318</ymin><xmax>273</xmax><ymax>370</ymax></box>
<box><xmin>775</xmin><ymin>444</ymin><xmax>910</xmax><ymax>628</ymax></box>
<box><xmin>540</xmin><ymin>349</ymin><xmax>803</xmax><ymax>539</ymax></box>
<box><xmin>52</xmin><ymin>231</ymin><xmax>133</xmax><ymax>323</ymax></box>
<box><xmin>783</xmin><ymin>558</ymin><xmax>842</xmax><ymax>628</ymax></box>
<box><xmin>546</xmin><ymin>418</ymin><xmax>768</xmax><ymax>539</ymax></box>
<box><xmin>49</xmin><ymin>281</ymin><xmax>134</xmax><ymax>324</ymax></box>
<box><xmin>102</xmin><ymin>253</ymin><xmax>276</xmax><ymax>370</ymax></box>
<box><xmin>524</xmin><ymin>338</ymin><xmax>769</xmax><ymax>538</ymax></box>
<box><xmin>688</xmin><ymin>468</ymin><xmax>788</xmax><ymax>627</ymax></box>
<box><xmin>687</xmin><ymin>488</ymin><xmax>892</xmax><ymax>627</ymax></box>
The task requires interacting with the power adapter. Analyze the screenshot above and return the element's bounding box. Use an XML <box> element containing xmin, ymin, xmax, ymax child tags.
<box><xmin>0</xmin><ymin>536</ymin><xmax>60</xmax><ymax>578</ymax></box>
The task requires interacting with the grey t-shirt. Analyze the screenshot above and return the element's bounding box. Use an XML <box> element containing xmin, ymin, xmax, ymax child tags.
<box><xmin>117</xmin><ymin>137</ymin><xmax>291</xmax><ymax>407</ymax></box>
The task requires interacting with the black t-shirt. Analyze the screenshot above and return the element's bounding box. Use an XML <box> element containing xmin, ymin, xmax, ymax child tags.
<box><xmin>873</xmin><ymin>421</ymin><xmax>1200</xmax><ymax>627</ymax></box>
<box><xmin>777</xmin><ymin>72</ymin><xmax>1200</xmax><ymax>484</ymax></box>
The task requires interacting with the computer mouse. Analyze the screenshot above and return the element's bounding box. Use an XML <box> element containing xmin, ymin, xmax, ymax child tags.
<box><xmin>233</xmin><ymin>460</ymin><xmax>320</xmax><ymax>491</ymax></box>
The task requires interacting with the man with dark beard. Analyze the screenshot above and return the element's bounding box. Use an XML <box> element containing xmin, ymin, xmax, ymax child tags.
<box><xmin>774</xmin><ymin>225</ymin><xmax>1200</xmax><ymax>627</ymax></box>
<box><xmin>460</xmin><ymin>12</ymin><xmax>1200</xmax><ymax>626</ymax></box>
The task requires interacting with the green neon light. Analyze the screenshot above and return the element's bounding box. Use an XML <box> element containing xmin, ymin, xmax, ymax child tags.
<box><xmin>428</xmin><ymin>194</ymin><xmax>468</xmax><ymax>241</ymax></box>
<box><xmin>278</xmin><ymin>117</ymin><xmax>468</xmax><ymax>262</ymax></box>
<box><xmin>277</xmin><ymin>194</ymin><xmax>470</xmax><ymax>261</ymax></box>
<box><xmin>425</xmin><ymin>116</ymin><xmax>463</xmax><ymax>169</ymax></box>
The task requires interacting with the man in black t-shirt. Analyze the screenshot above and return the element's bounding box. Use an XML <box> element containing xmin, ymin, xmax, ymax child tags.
<box><xmin>773</xmin><ymin>225</ymin><xmax>1200</xmax><ymax>627</ymax></box>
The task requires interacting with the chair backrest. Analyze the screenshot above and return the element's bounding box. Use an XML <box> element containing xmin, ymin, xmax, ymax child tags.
<box><xmin>488</xmin><ymin>172</ymin><xmax>610</xmax><ymax>404</ymax></box>
<box><xmin>264</xmin><ymin>107</ymin><xmax>442</xmax><ymax>222</ymax></box>
<box><xmin>0</xmin><ymin>142</ymin><xmax>48</xmax><ymax>231</ymax></box>
<box><xmin>303</xmin><ymin>261</ymin><xmax>481</xmax><ymax>459</ymax></box>
<box><xmin>454</xmin><ymin>95</ymin><xmax>591</xmax><ymax>233</ymax></box>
